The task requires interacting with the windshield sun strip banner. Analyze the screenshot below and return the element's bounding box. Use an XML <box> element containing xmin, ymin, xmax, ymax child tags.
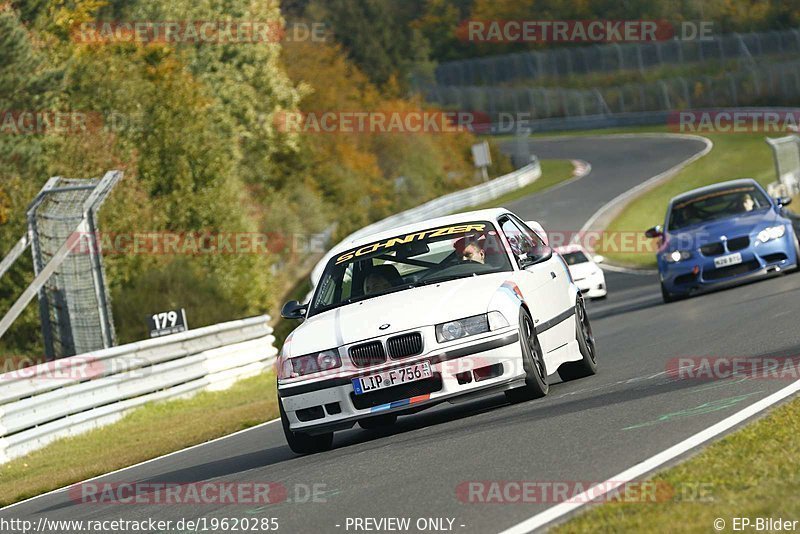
<box><xmin>334</xmin><ymin>223</ymin><xmax>488</xmax><ymax>265</ymax></box>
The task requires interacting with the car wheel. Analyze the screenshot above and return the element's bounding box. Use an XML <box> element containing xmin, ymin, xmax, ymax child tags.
<box><xmin>279</xmin><ymin>400</ymin><xmax>333</xmax><ymax>454</ymax></box>
<box><xmin>358</xmin><ymin>414</ymin><xmax>397</xmax><ymax>430</ymax></box>
<box><xmin>505</xmin><ymin>307</ymin><xmax>549</xmax><ymax>404</ymax></box>
<box><xmin>793</xmin><ymin>230</ymin><xmax>800</xmax><ymax>272</ymax></box>
<box><xmin>558</xmin><ymin>295</ymin><xmax>598</xmax><ymax>382</ymax></box>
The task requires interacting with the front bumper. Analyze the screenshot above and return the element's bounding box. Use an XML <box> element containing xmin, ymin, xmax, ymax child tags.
<box><xmin>277</xmin><ymin>329</ymin><xmax>523</xmax><ymax>434</ymax></box>
<box><xmin>574</xmin><ymin>272</ymin><xmax>607</xmax><ymax>299</ymax></box>
<box><xmin>660</xmin><ymin>233</ymin><xmax>797</xmax><ymax>295</ymax></box>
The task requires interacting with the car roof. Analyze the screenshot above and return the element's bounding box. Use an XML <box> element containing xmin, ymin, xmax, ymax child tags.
<box><xmin>554</xmin><ymin>244</ymin><xmax>586</xmax><ymax>255</ymax></box>
<box><xmin>336</xmin><ymin>208</ymin><xmax>511</xmax><ymax>252</ymax></box>
<box><xmin>670</xmin><ymin>178</ymin><xmax>761</xmax><ymax>205</ymax></box>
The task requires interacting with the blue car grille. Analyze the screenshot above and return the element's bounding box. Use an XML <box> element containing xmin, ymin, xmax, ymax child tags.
<box><xmin>699</xmin><ymin>236</ymin><xmax>749</xmax><ymax>256</ymax></box>
<box><xmin>727</xmin><ymin>236</ymin><xmax>750</xmax><ymax>251</ymax></box>
<box><xmin>700</xmin><ymin>242</ymin><xmax>724</xmax><ymax>256</ymax></box>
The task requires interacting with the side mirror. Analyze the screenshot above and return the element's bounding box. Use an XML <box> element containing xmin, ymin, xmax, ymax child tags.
<box><xmin>281</xmin><ymin>300</ymin><xmax>307</xmax><ymax>320</ymax></box>
<box><xmin>776</xmin><ymin>196</ymin><xmax>792</xmax><ymax>207</ymax></box>
<box><xmin>525</xmin><ymin>220</ymin><xmax>549</xmax><ymax>246</ymax></box>
<box><xmin>519</xmin><ymin>246</ymin><xmax>553</xmax><ymax>268</ymax></box>
<box><xmin>644</xmin><ymin>225</ymin><xmax>663</xmax><ymax>239</ymax></box>
<box><xmin>593</xmin><ymin>255</ymin><xmax>605</xmax><ymax>264</ymax></box>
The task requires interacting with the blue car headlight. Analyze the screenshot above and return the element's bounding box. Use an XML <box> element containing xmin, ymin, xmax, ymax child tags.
<box><xmin>663</xmin><ymin>250</ymin><xmax>691</xmax><ymax>263</ymax></box>
<box><xmin>755</xmin><ymin>225</ymin><xmax>786</xmax><ymax>245</ymax></box>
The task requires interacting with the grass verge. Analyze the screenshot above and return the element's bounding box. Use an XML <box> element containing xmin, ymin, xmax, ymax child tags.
<box><xmin>0</xmin><ymin>372</ymin><xmax>279</xmax><ymax>506</ymax></box>
<box><xmin>595</xmin><ymin>131</ymin><xmax>777</xmax><ymax>268</ymax></box>
<box><xmin>555</xmin><ymin>394</ymin><xmax>800</xmax><ymax>533</ymax></box>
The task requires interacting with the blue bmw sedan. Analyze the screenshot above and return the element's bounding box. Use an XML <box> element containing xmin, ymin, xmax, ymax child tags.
<box><xmin>646</xmin><ymin>179</ymin><xmax>800</xmax><ymax>303</ymax></box>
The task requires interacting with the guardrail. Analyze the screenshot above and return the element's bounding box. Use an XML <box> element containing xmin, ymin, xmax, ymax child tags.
<box><xmin>309</xmin><ymin>159</ymin><xmax>542</xmax><ymax>289</ymax></box>
<box><xmin>0</xmin><ymin>315</ymin><xmax>276</xmax><ymax>463</ymax></box>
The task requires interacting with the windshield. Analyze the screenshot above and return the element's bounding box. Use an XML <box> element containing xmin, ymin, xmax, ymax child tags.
<box><xmin>562</xmin><ymin>251</ymin><xmax>589</xmax><ymax>265</ymax></box>
<box><xmin>667</xmin><ymin>186</ymin><xmax>770</xmax><ymax>231</ymax></box>
<box><xmin>309</xmin><ymin>221</ymin><xmax>512</xmax><ymax>316</ymax></box>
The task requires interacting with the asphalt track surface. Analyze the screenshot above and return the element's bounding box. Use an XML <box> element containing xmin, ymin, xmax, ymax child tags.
<box><xmin>5</xmin><ymin>134</ymin><xmax>800</xmax><ymax>533</ymax></box>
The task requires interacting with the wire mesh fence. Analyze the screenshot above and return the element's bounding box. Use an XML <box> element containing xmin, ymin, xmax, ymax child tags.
<box><xmin>30</xmin><ymin>178</ymin><xmax>116</xmax><ymax>358</ymax></box>
<box><xmin>0</xmin><ymin>172</ymin><xmax>120</xmax><ymax>360</ymax></box>
<box><xmin>432</xmin><ymin>29</ymin><xmax>800</xmax><ymax>86</ymax></box>
<box><xmin>422</xmin><ymin>59</ymin><xmax>800</xmax><ymax>123</ymax></box>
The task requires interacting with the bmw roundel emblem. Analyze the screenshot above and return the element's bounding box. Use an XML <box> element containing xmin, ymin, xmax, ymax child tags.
<box><xmin>379</xmin><ymin>323</ymin><xmax>390</xmax><ymax>330</ymax></box>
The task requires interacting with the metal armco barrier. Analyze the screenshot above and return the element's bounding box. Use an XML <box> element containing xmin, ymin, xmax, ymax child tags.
<box><xmin>0</xmin><ymin>315</ymin><xmax>276</xmax><ymax>463</ymax></box>
<box><xmin>310</xmin><ymin>159</ymin><xmax>542</xmax><ymax>289</ymax></box>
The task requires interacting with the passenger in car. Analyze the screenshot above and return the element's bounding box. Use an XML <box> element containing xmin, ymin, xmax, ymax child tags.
<box><xmin>363</xmin><ymin>265</ymin><xmax>404</xmax><ymax>294</ymax></box>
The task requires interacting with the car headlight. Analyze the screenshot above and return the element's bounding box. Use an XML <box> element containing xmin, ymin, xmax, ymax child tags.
<box><xmin>663</xmin><ymin>250</ymin><xmax>691</xmax><ymax>263</ymax></box>
<box><xmin>436</xmin><ymin>311</ymin><xmax>508</xmax><ymax>343</ymax></box>
<box><xmin>282</xmin><ymin>349</ymin><xmax>341</xmax><ymax>378</ymax></box>
<box><xmin>756</xmin><ymin>225</ymin><xmax>786</xmax><ymax>244</ymax></box>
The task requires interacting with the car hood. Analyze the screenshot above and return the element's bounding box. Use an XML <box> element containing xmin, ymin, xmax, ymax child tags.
<box><xmin>666</xmin><ymin>209</ymin><xmax>779</xmax><ymax>249</ymax></box>
<box><xmin>288</xmin><ymin>272</ymin><xmax>512</xmax><ymax>356</ymax></box>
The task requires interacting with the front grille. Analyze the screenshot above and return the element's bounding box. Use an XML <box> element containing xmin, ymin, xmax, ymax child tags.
<box><xmin>349</xmin><ymin>341</ymin><xmax>386</xmax><ymax>367</ymax></box>
<box><xmin>703</xmin><ymin>260</ymin><xmax>760</xmax><ymax>281</ymax></box>
<box><xmin>387</xmin><ymin>332</ymin><xmax>423</xmax><ymax>359</ymax></box>
<box><xmin>350</xmin><ymin>373</ymin><xmax>443</xmax><ymax>410</ymax></box>
<box><xmin>700</xmin><ymin>242</ymin><xmax>724</xmax><ymax>256</ymax></box>
<box><xmin>727</xmin><ymin>236</ymin><xmax>749</xmax><ymax>251</ymax></box>
<box><xmin>674</xmin><ymin>272</ymin><xmax>698</xmax><ymax>285</ymax></box>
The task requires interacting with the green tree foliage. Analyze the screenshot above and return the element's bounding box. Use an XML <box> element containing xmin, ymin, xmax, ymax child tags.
<box><xmin>305</xmin><ymin>0</ymin><xmax>430</xmax><ymax>90</ymax></box>
<box><xmin>0</xmin><ymin>1</ymin><xmax>482</xmax><ymax>355</ymax></box>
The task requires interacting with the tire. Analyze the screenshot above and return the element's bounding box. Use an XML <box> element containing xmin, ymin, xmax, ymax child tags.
<box><xmin>505</xmin><ymin>307</ymin><xmax>549</xmax><ymax>404</ymax></box>
<box><xmin>358</xmin><ymin>414</ymin><xmax>397</xmax><ymax>430</ymax></box>
<box><xmin>279</xmin><ymin>400</ymin><xmax>333</xmax><ymax>454</ymax></box>
<box><xmin>557</xmin><ymin>295</ymin><xmax>598</xmax><ymax>382</ymax></box>
<box><xmin>793</xmin><ymin>230</ymin><xmax>800</xmax><ymax>272</ymax></box>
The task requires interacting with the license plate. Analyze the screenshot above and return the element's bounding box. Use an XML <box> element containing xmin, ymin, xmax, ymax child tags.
<box><xmin>351</xmin><ymin>361</ymin><xmax>432</xmax><ymax>395</ymax></box>
<box><xmin>714</xmin><ymin>252</ymin><xmax>743</xmax><ymax>268</ymax></box>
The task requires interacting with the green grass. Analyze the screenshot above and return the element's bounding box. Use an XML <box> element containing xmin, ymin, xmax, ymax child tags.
<box><xmin>555</xmin><ymin>395</ymin><xmax>800</xmax><ymax>533</ymax></box>
<box><xmin>595</xmin><ymin>131</ymin><xmax>777</xmax><ymax>268</ymax></box>
<box><xmin>459</xmin><ymin>159</ymin><xmax>576</xmax><ymax>212</ymax></box>
<box><xmin>0</xmin><ymin>372</ymin><xmax>279</xmax><ymax>506</ymax></box>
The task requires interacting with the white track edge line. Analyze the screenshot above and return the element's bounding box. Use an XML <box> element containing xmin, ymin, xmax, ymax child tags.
<box><xmin>498</xmin><ymin>378</ymin><xmax>800</xmax><ymax>534</ymax></box>
<box><xmin>0</xmin><ymin>417</ymin><xmax>281</xmax><ymax>512</ymax></box>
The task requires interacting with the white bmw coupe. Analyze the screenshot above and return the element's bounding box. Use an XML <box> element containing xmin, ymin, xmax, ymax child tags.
<box><xmin>277</xmin><ymin>209</ymin><xmax>597</xmax><ymax>453</ymax></box>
